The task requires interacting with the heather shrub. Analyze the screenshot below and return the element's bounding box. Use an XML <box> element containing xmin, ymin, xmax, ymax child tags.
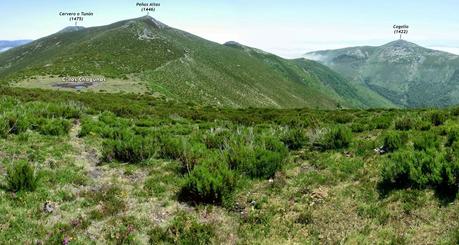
<box><xmin>227</xmin><ymin>135</ymin><xmax>288</xmax><ymax>179</ymax></box>
<box><xmin>33</xmin><ymin>102</ymin><xmax>83</xmax><ymax>119</ymax></box>
<box><xmin>332</xmin><ymin>113</ymin><xmax>354</xmax><ymax>124</ymax></box>
<box><xmin>318</xmin><ymin>126</ymin><xmax>352</xmax><ymax>150</ymax></box>
<box><xmin>372</xmin><ymin>116</ymin><xmax>392</xmax><ymax>129</ymax></box>
<box><xmin>179</xmin><ymin>155</ymin><xmax>236</xmax><ymax>205</ymax></box>
<box><xmin>0</xmin><ymin>116</ymin><xmax>9</xmax><ymax>138</ymax></box>
<box><xmin>415</xmin><ymin>119</ymin><xmax>431</xmax><ymax>131</ymax></box>
<box><xmin>5</xmin><ymin>113</ymin><xmax>30</xmax><ymax>134</ymax></box>
<box><xmin>159</xmin><ymin>136</ymin><xmax>207</xmax><ymax>173</ymax></box>
<box><xmin>430</xmin><ymin>111</ymin><xmax>447</xmax><ymax>126</ymax></box>
<box><xmin>37</xmin><ymin>119</ymin><xmax>71</xmax><ymax>136</ymax></box>
<box><xmin>351</xmin><ymin>122</ymin><xmax>366</xmax><ymax>133</ymax></box>
<box><xmin>158</xmin><ymin>136</ymin><xmax>184</xmax><ymax>160</ymax></box>
<box><xmin>446</xmin><ymin>127</ymin><xmax>459</xmax><ymax>147</ymax></box>
<box><xmin>103</xmin><ymin>136</ymin><xmax>158</xmax><ymax>163</ymax></box>
<box><xmin>202</xmin><ymin>129</ymin><xmax>231</xmax><ymax>150</ymax></box>
<box><xmin>380</xmin><ymin>149</ymin><xmax>459</xmax><ymax>197</ymax></box>
<box><xmin>5</xmin><ymin>160</ymin><xmax>40</xmax><ymax>192</ymax></box>
<box><xmin>382</xmin><ymin>131</ymin><xmax>405</xmax><ymax>152</ymax></box>
<box><xmin>413</xmin><ymin>132</ymin><xmax>440</xmax><ymax>151</ymax></box>
<box><xmin>394</xmin><ymin>117</ymin><xmax>414</xmax><ymax>131</ymax></box>
<box><xmin>280</xmin><ymin>128</ymin><xmax>308</xmax><ymax>150</ymax></box>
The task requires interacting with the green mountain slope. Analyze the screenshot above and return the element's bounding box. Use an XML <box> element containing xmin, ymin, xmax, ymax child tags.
<box><xmin>224</xmin><ymin>41</ymin><xmax>394</xmax><ymax>108</ymax></box>
<box><xmin>306</xmin><ymin>40</ymin><xmax>459</xmax><ymax>108</ymax></box>
<box><xmin>0</xmin><ymin>16</ymin><xmax>373</xmax><ymax>109</ymax></box>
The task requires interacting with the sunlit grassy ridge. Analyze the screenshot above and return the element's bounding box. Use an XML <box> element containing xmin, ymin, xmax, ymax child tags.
<box><xmin>0</xmin><ymin>87</ymin><xmax>458</xmax><ymax>244</ymax></box>
<box><xmin>0</xmin><ymin>16</ymin><xmax>383</xmax><ymax>109</ymax></box>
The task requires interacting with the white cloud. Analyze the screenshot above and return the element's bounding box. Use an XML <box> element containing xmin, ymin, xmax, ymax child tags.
<box><xmin>0</xmin><ymin>47</ymin><xmax>12</xmax><ymax>52</ymax></box>
<box><xmin>427</xmin><ymin>46</ymin><xmax>459</xmax><ymax>55</ymax></box>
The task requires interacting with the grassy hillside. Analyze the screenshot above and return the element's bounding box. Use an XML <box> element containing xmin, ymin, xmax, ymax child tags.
<box><xmin>306</xmin><ymin>40</ymin><xmax>459</xmax><ymax>108</ymax></box>
<box><xmin>0</xmin><ymin>87</ymin><xmax>458</xmax><ymax>244</ymax></box>
<box><xmin>0</xmin><ymin>16</ymin><xmax>377</xmax><ymax>109</ymax></box>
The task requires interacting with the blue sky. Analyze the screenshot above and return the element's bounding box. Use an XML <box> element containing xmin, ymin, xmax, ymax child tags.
<box><xmin>0</xmin><ymin>0</ymin><xmax>458</xmax><ymax>57</ymax></box>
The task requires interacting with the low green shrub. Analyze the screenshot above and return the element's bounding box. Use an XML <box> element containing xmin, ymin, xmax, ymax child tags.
<box><xmin>78</xmin><ymin>118</ymin><xmax>105</xmax><ymax>137</ymax></box>
<box><xmin>372</xmin><ymin>116</ymin><xmax>392</xmax><ymax>129</ymax></box>
<box><xmin>380</xmin><ymin>149</ymin><xmax>459</xmax><ymax>197</ymax></box>
<box><xmin>159</xmin><ymin>136</ymin><xmax>207</xmax><ymax>173</ymax></box>
<box><xmin>5</xmin><ymin>113</ymin><xmax>30</xmax><ymax>134</ymax></box>
<box><xmin>332</xmin><ymin>113</ymin><xmax>354</xmax><ymax>124</ymax></box>
<box><xmin>202</xmin><ymin>129</ymin><xmax>231</xmax><ymax>150</ymax></box>
<box><xmin>103</xmin><ymin>136</ymin><xmax>158</xmax><ymax>163</ymax></box>
<box><xmin>415</xmin><ymin>119</ymin><xmax>431</xmax><ymax>131</ymax></box>
<box><xmin>179</xmin><ymin>155</ymin><xmax>236</xmax><ymax>205</ymax></box>
<box><xmin>37</xmin><ymin>119</ymin><xmax>71</xmax><ymax>136</ymax></box>
<box><xmin>227</xmin><ymin>135</ymin><xmax>288</xmax><ymax>179</ymax></box>
<box><xmin>382</xmin><ymin>131</ymin><xmax>405</xmax><ymax>152</ymax></box>
<box><xmin>446</xmin><ymin>127</ymin><xmax>459</xmax><ymax>147</ymax></box>
<box><xmin>351</xmin><ymin>122</ymin><xmax>366</xmax><ymax>133</ymax></box>
<box><xmin>5</xmin><ymin>160</ymin><xmax>40</xmax><ymax>192</ymax></box>
<box><xmin>158</xmin><ymin>136</ymin><xmax>184</xmax><ymax>160</ymax></box>
<box><xmin>413</xmin><ymin>132</ymin><xmax>440</xmax><ymax>151</ymax></box>
<box><xmin>178</xmin><ymin>141</ymin><xmax>208</xmax><ymax>173</ymax></box>
<box><xmin>452</xmin><ymin>107</ymin><xmax>459</xmax><ymax>116</ymax></box>
<box><xmin>430</xmin><ymin>111</ymin><xmax>447</xmax><ymax>126</ymax></box>
<box><xmin>394</xmin><ymin>117</ymin><xmax>414</xmax><ymax>131</ymax></box>
<box><xmin>34</xmin><ymin>102</ymin><xmax>83</xmax><ymax>119</ymax></box>
<box><xmin>355</xmin><ymin>139</ymin><xmax>377</xmax><ymax>157</ymax></box>
<box><xmin>280</xmin><ymin>128</ymin><xmax>308</xmax><ymax>150</ymax></box>
<box><xmin>250</xmin><ymin>148</ymin><xmax>285</xmax><ymax>179</ymax></box>
<box><xmin>318</xmin><ymin>126</ymin><xmax>352</xmax><ymax>150</ymax></box>
<box><xmin>0</xmin><ymin>116</ymin><xmax>9</xmax><ymax>138</ymax></box>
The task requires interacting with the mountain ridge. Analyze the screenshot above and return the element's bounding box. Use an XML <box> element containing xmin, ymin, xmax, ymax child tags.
<box><xmin>0</xmin><ymin>16</ymin><xmax>380</xmax><ymax>109</ymax></box>
<box><xmin>305</xmin><ymin>40</ymin><xmax>459</xmax><ymax>107</ymax></box>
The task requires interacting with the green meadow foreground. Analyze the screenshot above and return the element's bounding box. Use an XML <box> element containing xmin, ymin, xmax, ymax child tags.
<box><xmin>0</xmin><ymin>87</ymin><xmax>458</xmax><ymax>244</ymax></box>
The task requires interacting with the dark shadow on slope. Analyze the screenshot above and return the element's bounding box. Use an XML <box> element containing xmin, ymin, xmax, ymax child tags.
<box><xmin>377</xmin><ymin>179</ymin><xmax>458</xmax><ymax>206</ymax></box>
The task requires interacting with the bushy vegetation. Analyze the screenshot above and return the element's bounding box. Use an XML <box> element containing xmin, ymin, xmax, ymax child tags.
<box><xmin>179</xmin><ymin>155</ymin><xmax>236</xmax><ymax>205</ymax></box>
<box><xmin>382</xmin><ymin>131</ymin><xmax>405</xmax><ymax>152</ymax></box>
<box><xmin>317</xmin><ymin>126</ymin><xmax>352</xmax><ymax>150</ymax></box>
<box><xmin>446</xmin><ymin>127</ymin><xmax>459</xmax><ymax>147</ymax></box>
<box><xmin>372</xmin><ymin>115</ymin><xmax>392</xmax><ymax>129</ymax></box>
<box><xmin>1</xmin><ymin>87</ymin><xmax>459</xmax><ymax>244</ymax></box>
<box><xmin>380</xmin><ymin>149</ymin><xmax>459</xmax><ymax>197</ymax></box>
<box><xmin>227</xmin><ymin>134</ymin><xmax>288</xmax><ymax>179</ymax></box>
<box><xmin>280</xmin><ymin>128</ymin><xmax>308</xmax><ymax>150</ymax></box>
<box><xmin>394</xmin><ymin>117</ymin><xmax>414</xmax><ymax>131</ymax></box>
<box><xmin>430</xmin><ymin>111</ymin><xmax>447</xmax><ymax>126</ymax></box>
<box><xmin>103</xmin><ymin>136</ymin><xmax>158</xmax><ymax>163</ymax></box>
<box><xmin>413</xmin><ymin>132</ymin><xmax>440</xmax><ymax>151</ymax></box>
<box><xmin>37</xmin><ymin>118</ymin><xmax>71</xmax><ymax>136</ymax></box>
<box><xmin>4</xmin><ymin>160</ymin><xmax>40</xmax><ymax>192</ymax></box>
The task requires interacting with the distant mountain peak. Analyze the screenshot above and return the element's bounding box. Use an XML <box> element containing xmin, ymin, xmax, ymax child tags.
<box><xmin>302</xmin><ymin>38</ymin><xmax>459</xmax><ymax>108</ymax></box>
<box><xmin>137</xmin><ymin>15</ymin><xmax>168</xmax><ymax>29</ymax></box>
<box><xmin>58</xmin><ymin>26</ymin><xmax>86</xmax><ymax>33</ymax></box>
<box><xmin>224</xmin><ymin>41</ymin><xmax>242</xmax><ymax>47</ymax></box>
<box><xmin>383</xmin><ymin>39</ymin><xmax>419</xmax><ymax>49</ymax></box>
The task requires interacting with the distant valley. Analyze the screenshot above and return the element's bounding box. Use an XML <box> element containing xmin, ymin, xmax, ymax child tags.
<box><xmin>0</xmin><ymin>40</ymin><xmax>32</xmax><ymax>52</ymax></box>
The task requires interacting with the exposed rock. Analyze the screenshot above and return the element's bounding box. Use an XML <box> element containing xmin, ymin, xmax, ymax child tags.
<box><xmin>43</xmin><ymin>201</ymin><xmax>56</xmax><ymax>213</ymax></box>
<box><xmin>374</xmin><ymin>145</ymin><xmax>386</xmax><ymax>155</ymax></box>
